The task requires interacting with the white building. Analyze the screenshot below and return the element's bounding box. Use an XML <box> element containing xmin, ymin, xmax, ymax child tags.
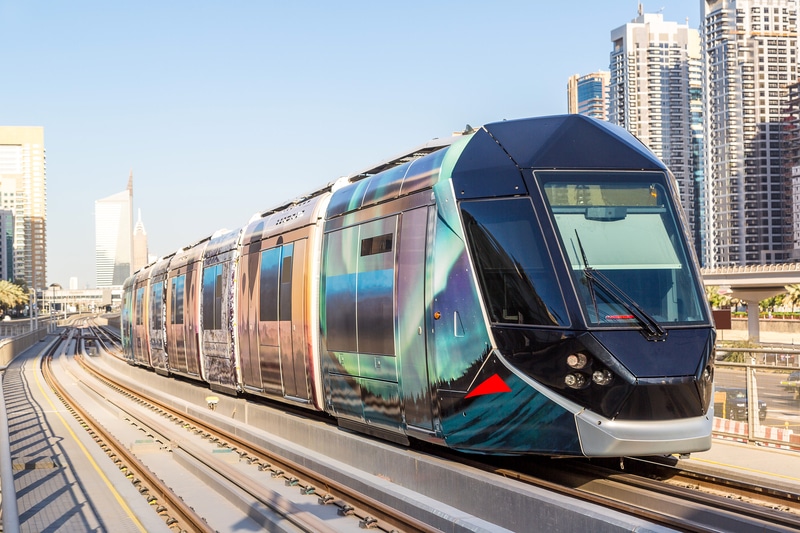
<box><xmin>609</xmin><ymin>8</ymin><xmax>704</xmax><ymax>261</ymax></box>
<box><xmin>95</xmin><ymin>174</ymin><xmax>133</xmax><ymax>287</ymax></box>
<box><xmin>702</xmin><ymin>0</ymin><xmax>798</xmax><ymax>267</ymax></box>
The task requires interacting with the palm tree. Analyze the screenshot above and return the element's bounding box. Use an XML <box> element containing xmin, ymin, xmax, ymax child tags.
<box><xmin>785</xmin><ymin>284</ymin><xmax>800</xmax><ymax>314</ymax></box>
<box><xmin>0</xmin><ymin>280</ymin><xmax>28</xmax><ymax>314</ymax></box>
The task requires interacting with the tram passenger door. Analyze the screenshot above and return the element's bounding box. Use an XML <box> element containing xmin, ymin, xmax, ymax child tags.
<box><xmin>132</xmin><ymin>287</ymin><xmax>147</xmax><ymax>364</ymax></box>
<box><xmin>398</xmin><ymin>207</ymin><xmax>434</xmax><ymax>431</ymax></box>
<box><xmin>184</xmin><ymin>266</ymin><xmax>201</xmax><ymax>376</ymax></box>
<box><xmin>170</xmin><ymin>275</ymin><xmax>187</xmax><ymax>372</ymax></box>
<box><xmin>259</xmin><ymin>241</ymin><xmax>311</xmax><ymax>401</ymax></box>
<box><xmin>259</xmin><ymin>247</ymin><xmax>283</xmax><ymax>395</ymax></box>
<box><xmin>279</xmin><ymin>241</ymin><xmax>310</xmax><ymax>400</ymax></box>
<box><xmin>239</xmin><ymin>247</ymin><xmax>262</xmax><ymax>390</ymax></box>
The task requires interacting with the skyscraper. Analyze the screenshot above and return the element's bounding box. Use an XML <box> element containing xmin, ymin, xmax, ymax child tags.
<box><xmin>609</xmin><ymin>8</ymin><xmax>704</xmax><ymax>261</ymax></box>
<box><xmin>0</xmin><ymin>126</ymin><xmax>46</xmax><ymax>290</ymax></box>
<box><xmin>702</xmin><ymin>0</ymin><xmax>798</xmax><ymax>267</ymax></box>
<box><xmin>567</xmin><ymin>71</ymin><xmax>610</xmax><ymax>120</ymax></box>
<box><xmin>95</xmin><ymin>173</ymin><xmax>133</xmax><ymax>287</ymax></box>
<box><xmin>786</xmin><ymin>80</ymin><xmax>800</xmax><ymax>260</ymax></box>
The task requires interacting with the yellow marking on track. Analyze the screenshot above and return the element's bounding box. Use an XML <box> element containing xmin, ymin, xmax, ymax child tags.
<box><xmin>33</xmin><ymin>353</ymin><xmax>148</xmax><ymax>533</ymax></box>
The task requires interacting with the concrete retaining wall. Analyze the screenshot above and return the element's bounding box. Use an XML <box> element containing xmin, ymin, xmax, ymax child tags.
<box><xmin>0</xmin><ymin>328</ymin><xmax>48</xmax><ymax>369</ymax></box>
<box><xmin>731</xmin><ymin>318</ymin><xmax>800</xmax><ymax>334</ymax></box>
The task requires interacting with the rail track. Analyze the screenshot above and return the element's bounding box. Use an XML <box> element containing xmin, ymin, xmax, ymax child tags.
<box><xmin>431</xmin><ymin>444</ymin><xmax>800</xmax><ymax>532</ymax></box>
<box><xmin>42</xmin><ymin>329</ymin><xmax>213</xmax><ymax>532</ymax></box>
<box><xmin>45</xmin><ymin>325</ymin><xmax>438</xmax><ymax>532</ymax></box>
<box><xmin>58</xmin><ymin>322</ymin><xmax>800</xmax><ymax>531</ymax></box>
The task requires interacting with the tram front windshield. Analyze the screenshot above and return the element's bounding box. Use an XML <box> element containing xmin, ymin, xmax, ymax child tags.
<box><xmin>539</xmin><ymin>171</ymin><xmax>707</xmax><ymax>327</ymax></box>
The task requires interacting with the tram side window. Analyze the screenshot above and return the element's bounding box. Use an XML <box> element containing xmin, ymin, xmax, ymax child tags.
<box><xmin>202</xmin><ymin>264</ymin><xmax>223</xmax><ymax>330</ymax></box>
<box><xmin>280</xmin><ymin>250</ymin><xmax>293</xmax><ymax>321</ymax></box>
<box><xmin>358</xmin><ymin>230</ymin><xmax>395</xmax><ymax>355</ymax></box>
<box><xmin>323</xmin><ymin>218</ymin><xmax>396</xmax><ymax>355</ymax></box>
<box><xmin>324</xmin><ymin>229</ymin><xmax>357</xmax><ymax>352</ymax></box>
<box><xmin>259</xmin><ymin>247</ymin><xmax>280</xmax><ymax>322</ymax></box>
<box><xmin>171</xmin><ymin>275</ymin><xmax>185</xmax><ymax>325</ymax></box>
<box><xmin>150</xmin><ymin>281</ymin><xmax>164</xmax><ymax>330</ymax></box>
<box><xmin>135</xmin><ymin>287</ymin><xmax>145</xmax><ymax>325</ymax></box>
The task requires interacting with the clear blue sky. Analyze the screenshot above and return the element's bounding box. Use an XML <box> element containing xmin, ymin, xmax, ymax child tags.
<box><xmin>0</xmin><ymin>1</ymin><xmax>700</xmax><ymax>288</ymax></box>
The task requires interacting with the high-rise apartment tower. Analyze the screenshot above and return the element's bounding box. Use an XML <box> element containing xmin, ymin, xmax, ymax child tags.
<box><xmin>567</xmin><ymin>71</ymin><xmax>610</xmax><ymax>120</ymax></box>
<box><xmin>702</xmin><ymin>0</ymin><xmax>798</xmax><ymax>266</ymax></box>
<box><xmin>609</xmin><ymin>8</ymin><xmax>705</xmax><ymax>262</ymax></box>
<box><xmin>0</xmin><ymin>126</ymin><xmax>47</xmax><ymax>289</ymax></box>
<box><xmin>787</xmin><ymin>80</ymin><xmax>800</xmax><ymax>260</ymax></box>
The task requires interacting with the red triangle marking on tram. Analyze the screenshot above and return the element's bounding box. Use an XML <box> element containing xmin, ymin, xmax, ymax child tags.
<box><xmin>465</xmin><ymin>373</ymin><xmax>512</xmax><ymax>399</ymax></box>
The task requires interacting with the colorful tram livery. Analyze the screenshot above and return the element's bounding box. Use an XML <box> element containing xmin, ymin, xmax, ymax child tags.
<box><xmin>122</xmin><ymin>115</ymin><xmax>715</xmax><ymax>457</ymax></box>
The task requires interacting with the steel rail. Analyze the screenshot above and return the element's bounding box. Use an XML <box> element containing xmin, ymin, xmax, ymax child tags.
<box><xmin>73</xmin><ymin>341</ymin><xmax>440</xmax><ymax>533</ymax></box>
<box><xmin>41</xmin><ymin>334</ymin><xmax>215</xmax><ymax>533</ymax></box>
<box><xmin>84</xmin><ymin>322</ymin><xmax>122</xmax><ymax>359</ymax></box>
<box><xmin>81</xmin><ymin>318</ymin><xmax>800</xmax><ymax>532</ymax></box>
<box><xmin>627</xmin><ymin>456</ymin><xmax>800</xmax><ymax>519</ymax></box>
<box><xmin>469</xmin><ymin>455</ymin><xmax>800</xmax><ymax>533</ymax></box>
<box><xmin>58</xmin><ymin>328</ymin><xmax>348</xmax><ymax>532</ymax></box>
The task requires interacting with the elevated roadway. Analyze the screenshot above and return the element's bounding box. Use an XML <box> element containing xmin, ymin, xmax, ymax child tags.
<box><xmin>701</xmin><ymin>264</ymin><xmax>800</xmax><ymax>342</ymax></box>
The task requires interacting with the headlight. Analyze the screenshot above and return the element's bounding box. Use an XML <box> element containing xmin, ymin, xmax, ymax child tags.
<box><xmin>566</xmin><ymin>352</ymin><xmax>589</xmax><ymax>369</ymax></box>
<box><xmin>564</xmin><ymin>372</ymin><xmax>587</xmax><ymax>389</ymax></box>
<box><xmin>592</xmin><ymin>369</ymin><xmax>614</xmax><ymax>386</ymax></box>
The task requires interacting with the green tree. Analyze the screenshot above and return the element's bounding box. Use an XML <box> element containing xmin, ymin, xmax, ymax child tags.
<box><xmin>785</xmin><ymin>284</ymin><xmax>800</xmax><ymax>313</ymax></box>
<box><xmin>761</xmin><ymin>294</ymin><xmax>784</xmax><ymax>315</ymax></box>
<box><xmin>0</xmin><ymin>280</ymin><xmax>28</xmax><ymax>314</ymax></box>
<box><xmin>706</xmin><ymin>286</ymin><xmax>731</xmax><ymax>309</ymax></box>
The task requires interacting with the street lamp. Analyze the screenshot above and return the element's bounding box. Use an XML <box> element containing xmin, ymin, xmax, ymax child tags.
<box><xmin>48</xmin><ymin>283</ymin><xmax>62</xmax><ymax>332</ymax></box>
<box><xmin>29</xmin><ymin>288</ymin><xmax>36</xmax><ymax>333</ymax></box>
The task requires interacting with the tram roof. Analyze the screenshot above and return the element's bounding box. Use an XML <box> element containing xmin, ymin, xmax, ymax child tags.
<box><xmin>449</xmin><ymin>115</ymin><xmax>668</xmax><ymax>200</ymax></box>
<box><xmin>344</xmin><ymin>135</ymin><xmax>458</xmax><ymax>180</ymax></box>
<box><xmin>481</xmin><ymin>114</ymin><xmax>665</xmax><ymax>171</ymax></box>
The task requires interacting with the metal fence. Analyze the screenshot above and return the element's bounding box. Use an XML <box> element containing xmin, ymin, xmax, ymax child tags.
<box><xmin>714</xmin><ymin>346</ymin><xmax>800</xmax><ymax>448</ymax></box>
<box><xmin>0</xmin><ymin>323</ymin><xmax>53</xmax><ymax>533</ymax></box>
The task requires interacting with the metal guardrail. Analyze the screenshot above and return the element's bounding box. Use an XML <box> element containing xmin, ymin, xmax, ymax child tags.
<box><xmin>0</xmin><ymin>325</ymin><xmax>51</xmax><ymax>533</ymax></box>
<box><xmin>717</xmin><ymin>343</ymin><xmax>800</xmax><ymax>365</ymax></box>
<box><xmin>715</xmin><ymin>346</ymin><xmax>800</xmax><ymax>448</ymax></box>
<box><xmin>0</xmin><ymin>370</ymin><xmax>19</xmax><ymax>533</ymax></box>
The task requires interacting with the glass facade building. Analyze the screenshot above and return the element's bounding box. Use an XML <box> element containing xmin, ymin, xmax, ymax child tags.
<box><xmin>95</xmin><ymin>177</ymin><xmax>133</xmax><ymax>287</ymax></box>
<box><xmin>567</xmin><ymin>71</ymin><xmax>610</xmax><ymax>120</ymax></box>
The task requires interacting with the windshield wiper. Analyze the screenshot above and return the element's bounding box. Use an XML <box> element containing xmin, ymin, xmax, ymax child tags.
<box><xmin>573</xmin><ymin>230</ymin><xmax>667</xmax><ymax>342</ymax></box>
